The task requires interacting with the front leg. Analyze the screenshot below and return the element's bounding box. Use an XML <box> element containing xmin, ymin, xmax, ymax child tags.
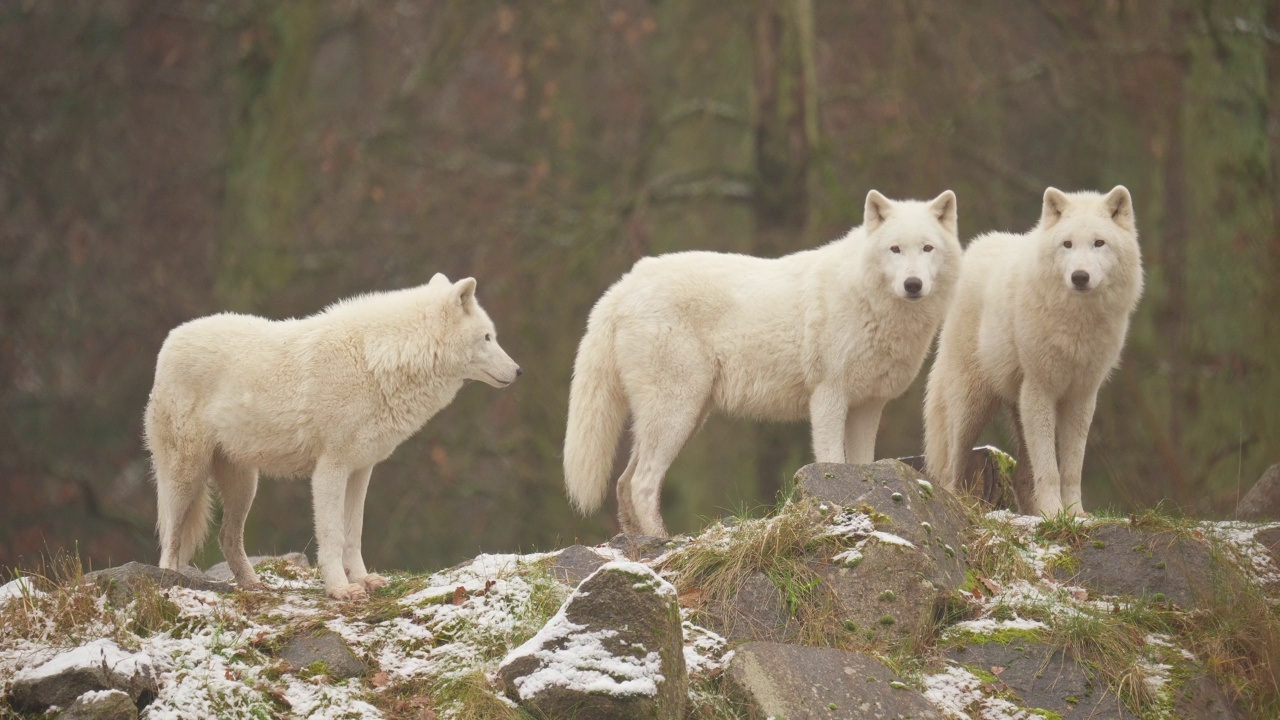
<box><xmin>809</xmin><ymin>383</ymin><xmax>849</xmax><ymax>464</ymax></box>
<box><xmin>844</xmin><ymin>399</ymin><xmax>887</xmax><ymax>465</ymax></box>
<box><xmin>1017</xmin><ymin>382</ymin><xmax>1064</xmax><ymax>516</ymax></box>
<box><xmin>311</xmin><ymin>458</ymin><xmax>366</xmax><ymax>600</ymax></box>
<box><xmin>1056</xmin><ymin>389</ymin><xmax>1098</xmax><ymax>516</ymax></box>
<box><xmin>343</xmin><ymin>465</ymin><xmax>388</xmax><ymax>592</ymax></box>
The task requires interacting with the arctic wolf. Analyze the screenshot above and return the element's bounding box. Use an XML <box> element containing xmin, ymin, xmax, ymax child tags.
<box><xmin>565</xmin><ymin>190</ymin><xmax>961</xmax><ymax>536</ymax></box>
<box><xmin>924</xmin><ymin>187</ymin><xmax>1143</xmax><ymax>516</ymax></box>
<box><xmin>145</xmin><ymin>274</ymin><xmax>521</xmax><ymax>600</ymax></box>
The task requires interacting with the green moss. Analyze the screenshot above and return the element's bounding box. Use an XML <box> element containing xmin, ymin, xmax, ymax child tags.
<box><xmin>946</xmin><ymin>625</ymin><xmax>1045</xmax><ymax>647</ymax></box>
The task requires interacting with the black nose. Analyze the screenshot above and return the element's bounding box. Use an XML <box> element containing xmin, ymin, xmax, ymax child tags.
<box><xmin>1071</xmin><ymin>270</ymin><xmax>1090</xmax><ymax>288</ymax></box>
<box><xmin>516</xmin><ymin>367</ymin><xmax>524</xmax><ymax>377</ymax></box>
<box><xmin>904</xmin><ymin>277</ymin><xmax>923</xmax><ymax>295</ymax></box>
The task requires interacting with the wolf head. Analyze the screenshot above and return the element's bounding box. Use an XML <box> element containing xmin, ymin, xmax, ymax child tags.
<box><xmin>428</xmin><ymin>273</ymin><xmax>522</xmax><ymax>387</ymax></box>
<box><xmin>861</xmin><ymin>189</ymin><xmax>961</xmax><ymax>301</ymax></box>
<box><xmin>1036</xmin><ymin>186</ymin><xmax>1143</xmax><ymax>301</ymax></box>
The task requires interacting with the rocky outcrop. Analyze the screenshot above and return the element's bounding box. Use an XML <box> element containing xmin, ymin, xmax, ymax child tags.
<box><xmin>1051</xmin><ymin>523</ymin><xmax>1215</xmax><ymax>606</ymax></box>
<box><xmin>83</xmin><ymin>562</ymin><xmax>233</xmax><ymax>605</ymax></box>
<box><xmin>727</xmin><ymin>642</ymin><xmax>944</xmax><ymax>719</ymax></box>
<box><xmin>276</xmin><ymin>629</ymin><xmax>367</xmax><ymax>680</ymax></box>
<box><xmin>8</xmin><ymin>639</ymin><xmax>157</xmax><ymax>713</ymax></box>
<box><xmin>1236</xmin><ymin>462</ymin><xmax>1280</xmax><ymax>521</ymax></box>
<box><xmin>58</xmin><ymin>689</ymin><xmax>139</xmax><ymax>720</ymax></box>
<box><xmin>498</xmin><ymin>561</ymin><xmax>686</xmax><ymax>719</ymax></box>
<box><xmin>541</xmin><ymin>544</ymin><xmax>608</xmax><ymax>587</ymax></box>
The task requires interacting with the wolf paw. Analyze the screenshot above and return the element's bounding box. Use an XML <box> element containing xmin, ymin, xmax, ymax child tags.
<box><xmin>359</xmin><ymin>573</ymin><xmax>389</xmax><ymax>591</ymax></box>
<box><xmin>327</xmin><ymin>583</ymin><xmax>367</xmax><ymax>601</ymax></box>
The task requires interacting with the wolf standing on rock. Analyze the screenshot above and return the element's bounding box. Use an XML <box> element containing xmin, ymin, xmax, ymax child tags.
<box><xmin>924</xmin><ymin>187</ymin><xmax>1143</xmax><ymax>516</ymax></box>
<box><xmin>145</xmin><ymin>274</ymin><xmax>521</xmax><ymax>600</ymax></box>
<box><xmin>565</xmin><ymin>190</ymin><xmax>962</xmax><ymax>537</ymax></box>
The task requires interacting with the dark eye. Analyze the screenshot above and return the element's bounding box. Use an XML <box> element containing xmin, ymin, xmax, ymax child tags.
<box><xmin>890</xmin><ymin>246</ymin><xmax>901</xmax><ymax>254</ymax></box>
<box><xmin>484</xmin><ymin>333</ymin><xmax>491</xmax><ymax>342</ymax></box>
<box><xmin>1094</xmin><ymin>239</ymin><xmax>1105</xmax><ymax>248</ymax></box>
<box><xmin>923</xmin><ymin>245</ymin><xmax>933</xmax><ymax>253</ymax></box>
<box><xmin>1063</xmin><ymin>240</ymin><xmax>1073</xmax><ymax>249</ymax></box>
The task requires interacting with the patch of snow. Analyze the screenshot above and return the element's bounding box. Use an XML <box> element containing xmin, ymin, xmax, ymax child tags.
<box><xmin>823</xmin><ymin>509</ymin><xmax>876</xmax><ymax>539</ymax></box>
<box><xmin>12</xmin><ymin>638</ymin><xmax>150</xmax><ymax>684</ymax></box>
<box><xmin>681</xmin><ymin>621</ymin><xmax>730</xmax><ymax>677</ymax></box>
<box><xmin>0</xmin><ymin>576</ymin><xmax>41</xmax><ymax>603</ymax></box>
<box><xmin>923</xmin><ymin>664</ymin><xmax>1030</xmax><ymax>720</ymax></box>
<box><xmin>870</xmin><ymin>531</ymin><xmax>916</xmax><ymax>548</ymax></box>
<box><xmin>948</xmin><ymin>617</ymin><xmax>1048</xmax><ymax>635</ymax></box>
<box><xmin>501</xmin><ymin>610</ymin><xmax>663</xmax><ymax>700</ymax></box>
<box><xmin>1202</xmin><ymin>521</ymin><xmax>1280</xmax><ymax>586</ymax></box>
<box><xmin>832</xmin><ymin>548</ymin><xmax>863</xmax><ymax>566</ymax></box>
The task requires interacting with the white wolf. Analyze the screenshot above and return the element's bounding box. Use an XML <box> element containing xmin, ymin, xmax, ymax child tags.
<box><xmin>564</xmin><ymin>190</ymin><xmax>961</xmax><ymax>536</ymax></box>
<box><xmin>145</xmin><ymin>274</ymin><xmax>521</xmax><ymax>600</ymax></box>
<box><xmin>924</xmin><ymin>186</ymin><xmax>1143</xmax><ymax>516</ymax></box>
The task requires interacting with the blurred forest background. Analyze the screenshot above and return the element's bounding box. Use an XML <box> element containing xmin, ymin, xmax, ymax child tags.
<box><xmin>2</xmin><ymin>0</ymin><xmax>1278</xmax><ymax>575</ymax></box>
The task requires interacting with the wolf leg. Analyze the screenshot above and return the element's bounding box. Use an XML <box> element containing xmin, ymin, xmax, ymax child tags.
<box><xmin>342</xmin><ymin>466</ymin><xmax>387</xmax><ymax>591</ymax></box>
<box><xmin>212</xmin><ymin>453</ymin><xmax>262</xmax><ymax>590</ymax></box>
<box><xmin>808</xmin><ymin>383</ymin><xmax>849</xmax><ymax>463</ymax></box>
<box><xmin>1017</xmin><ymin>383</ymin><xmax>1064</xmax><ymax>516</ymax></box>
<box><xmin>946</xmin><ymin>390</ymin><xmax>998</xmax><ymax>495</ymax></box>
<box><xmin>1056</xmin><ymin>390</ymin><xmax>1098</xmax><ymax>516</ymax></box>
<box><xmin>614</xmin><ymin>452</ymin><xmax>642</xmax><ymax>535</ymax></box>
<box><xmin>629</xmin><ymin>403</ymin><xmax>705</xmax><ymax>538</ymax></box>
<box><xmin>844</xmin><ymin>399</ymin><xmax>887</xmax><ymax>465</ymax></box>
<box><xmin>311</xmin><ymin>458</ymin><xmax>365</xmax><ymax>600</ymax></box>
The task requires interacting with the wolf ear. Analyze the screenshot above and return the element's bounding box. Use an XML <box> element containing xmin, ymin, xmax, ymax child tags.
<box><xmin>1104</xmin><ymin>185</ymin><xmax>1134</xmax><ymax>230</ymax></box>
<box><xmin>454</xmin><ymin>277</ymin><xmax>477</xmax><ymax>310</ymax></box>
<box><xmin>1041</xmin><ymin>187</ymin><xmax>1069</xmax><ymax>229</ymax></box>
<box><xmin>429</xmin><ymin>272</ymin><xmax>450</xmax><ymax>286</ymax></box>
<box><xmin>929</xmin><ymin>190</ymin><xmax>958</xmax><ymax>235</ymax></box>
<box><xmin>864</xmin><ymin>190</ymin><xmax>892</xmax><ymax>233</ymax></box>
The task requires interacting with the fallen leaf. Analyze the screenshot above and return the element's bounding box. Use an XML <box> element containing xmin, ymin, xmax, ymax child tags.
<box><xmin>990</xmin><ymin>665</ymin><xmax>1006</xmax><ymax>675</ymax></box>
<box><xmin>370</xmin><ymin>671</ymin><xmax>390</xmax><ymax>688</ymax></box>
<box><xmin>979</xmin><ymin>577</ymin><xmax>1003</xmax><ymax>594</ymax></box>
<box><xmin>451</xmin><ymin>586</ymin><xmax>467</xmax><ymax>605</ymax></box>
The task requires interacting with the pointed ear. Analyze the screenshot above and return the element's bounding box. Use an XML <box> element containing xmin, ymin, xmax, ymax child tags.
<box><xmin>929</xmin><ymin>190</ymin><xmax>958</xmax><ymax>235</ymax></box>
<box><xmin>1104</xmin><ymin>185</ymin><xmax>1134</xmax><ymax>230</ymax></box>
<box><xmin>454</xmin><ymin>277</ymin><xmax>477</xmax><ymax>310</ymax></box>
<box><xmin>429</xmin><ymin>272</ymin><xmax>450</xmax><ymax>286</ymax></box>
<box><xmin>1041</xmin><ymin>187</ymin><xmax>1069</xmax><ymax>229</ymax></box>
<box><xmin>864</xmin><ymin>190</ymin><xmax>892</xmax><ymax>233</ymax></box>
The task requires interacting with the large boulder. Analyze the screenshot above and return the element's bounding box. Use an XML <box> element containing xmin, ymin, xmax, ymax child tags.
<box><xmin>1236</xmin><ymin>462</ymin><xmax>1280</xmax><ymax>521</ymax></box>
<box><xmin>796</xmin><ymin>461</ymin><xmax>971</xmax><ymax>642</ymax></box>
<box><xmin>8</xmin><ymin>639</ymin><xmax>157</xmax><ymax>712</ymax></box>
<box><xmin>84</xmin><ymin>562</ymin><xmax>233</xmax><ymax>605</ymax></box>
<box><xmin>1051</xmin><ymin>523</ymin><xmax>1215</xmax><ymax>606</ymax></box>
<box><xmin>727</xmin><ymin>642</ymin><xmax>944</xmax><ymax>719</ymax></box>
<box><xmin>498</xmin><ymin>561</ymin><xmax>686</xmax><ymax>719</ymax></box>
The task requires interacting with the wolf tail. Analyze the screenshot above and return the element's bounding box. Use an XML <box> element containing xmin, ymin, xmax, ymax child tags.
<box><xmin>564</xmin><ymin>304</ymin><xmax>627</xmax><ymax>516</ymax></box>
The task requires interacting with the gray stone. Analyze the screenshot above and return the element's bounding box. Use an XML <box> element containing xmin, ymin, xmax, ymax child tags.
<box><xmin>796</xmin><ymin>460</ymin><xmax>971</xmax><ymax>642</ymax></box>
<box><xmin>945</xmin><ymin>641</ymin><xmax>1137</xmax><ymax>719</ymax></box>
<box><xmin>1173</xmin><ymin>672</ymin><xmax>1247</xmax><ymax>720</ymax></box>
<box><xmin>607</xmin><ymin>533</ymin><xmax>678</xmax><ymax>561</ymax></box>
<box><xmin>898</xmin><ymin>445</ymin><xmax>1018</xmax><ymax>510</ymax></box>
<box><xmin>702</xmin><ymin>572</ymin><xmax>795</xmax><ymax>643</ymax></box>
<box><xmin>727</xmin><ymin>642</ymin><xmax>943</xmax><ymax>720</ymax></box>
<box><xmin>1236</xmin><ymin>463</ymin><xmax>1280</xmax><ymax>521</ymax></box>
<box><xmin>277</xmin><ymin>629</ymin><xmax>367</xmax><ymax>679</ymax></box>
<box><xmin>542</xmin><ymin>545</ymin><xmax>607</xmax><ymax>587</ymax></box>
<box><xmin>203</xmin><ymin>552</ymin><xmax>311</xmax><ymax>583</ymax></box>
<box><xmin>498</xmin><ymin>563</ymin><xmax>686</xmax><ymax>719</ymax></box>
<box><xmin>84</xmin><ymin>562</ymin><xmax>233</xmax><ymax>606</ymax></box>
<box><xmin>1052</xmin><ymin>523</ymin><xmax>1215</xmax><ymax>606</ymax></box>
<box><xmin>9</xmin><ymin>640</ymin><xmax>157</xmax><ymax>713</ymax></box>
<box><xmin>58</xmin><ymin>689</ymin><xmax>138</xmax><ymax>720</ymax></box>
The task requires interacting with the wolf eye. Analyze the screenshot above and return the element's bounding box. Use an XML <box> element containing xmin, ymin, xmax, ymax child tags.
<box><xmin>485</xmin><ymin>333</ymin><xmax>492</xmax><ymax>341</ymax></box>
<box><xmin>1094</xmin><ymin>239</ymin><xmax>1105</xmax><ymax>248</ymax></box>
<box><xmin>1063</xmin><ymin>240</ymin><xmax>1073</xmax><ymax>249</ymax></box>
<box><xmin>890</xmin><ymin>246</ymin><xmax>901</xmax><ymax>254</ymax></box>
<box><xmin>923</xmin><ymin>245</ymin><xmax>934</xmax><ymax>252</ymax></box>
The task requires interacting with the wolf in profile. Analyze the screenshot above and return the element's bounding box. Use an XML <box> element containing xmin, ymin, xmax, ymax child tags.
<box><xmin>145</xmin><ymin>274</ymin><xmax>520</xmax><ymax>599</ymax></box>
<box><xmin>565</xmin><ymin>190</ymin><xmax>961</xmax><ymax>536</ymax></box>
<box><xmin>924</xmin><ymin>187</ymin><xmax>1143</xmax><ymax>516</ymax></box>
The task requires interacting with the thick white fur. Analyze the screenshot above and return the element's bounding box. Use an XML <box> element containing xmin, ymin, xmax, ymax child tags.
<box><xmin>924</xmin><ymin>187</ymin><xmax>1143</xmax><ymax>516</ymax></box>
<box><xmin>145</xmin><ymin>274</ymin><xmax>520</xmax><ymax>600</ymax></box>
<box><xmin>565</xmin><ymin>190</ymin><xmax>961</xmax><ymax>536</ymax></box>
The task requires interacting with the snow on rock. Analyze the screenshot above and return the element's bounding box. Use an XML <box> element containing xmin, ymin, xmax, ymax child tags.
<box><xmin>9</xmin><ymin>638</ymin><xmax>158</xmax><ymax>711</ymax></box>
<box><xmin>0</xmin><ymin>576</ymin><xmax>41</xmax><ymax>604</ymax></box>
<box><xmin>923</xmin><ymin>664</ymin><xmax>1031</xmax><ymax>720</ymax></box>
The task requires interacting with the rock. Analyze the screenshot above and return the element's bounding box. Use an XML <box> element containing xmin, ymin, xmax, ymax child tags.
<box><xmin>1052</xmin><ymin>523</ymin><xmax>1215</xmax><ymax>606</ymax></box>
<box><xmin>727</xmin><ymin>642</ymin><xmax>943</xmax><ymax>719</ymax></box>
<box><xmin>542</xmin><ymin>545</ymin><xmax>607</xmax><ymax>587</ymax></box>
<box><xmin>498</xmin><ymin>561</ymin><xmax>686</xmax><ymax>719</ymax></box>
<box><xmin>1173</xmin><ymin>672</ymin><xmax>1248</xmax><ymax>720</ymax></box>
<box><xmin>945</xmin><ymin>641</ymin><xmax>1136</xmax><ymax>719</ymax></box>
<box><xmin>704</xmin><ymin>572</ymin><xmax>794</xmax><ymax>643</ymax></box>
<box><xmin>898</xmin><ymin>445</ymin><xmax>1018</xmax><ymax>510</ymax></box>
<box><xmin>276</xmin><ymin>629</ymin><xmax>367</xmax><ymax>680</ymax></box>
<box><xmin>58</xmin><ymin>689</ymin><xmax>139</xmax><ymax>720</ymax></box>
<box><xmin>84</xmin><ymin>562</ymin><xmax>233</xmax><ymax>606</ymax></box>
<box><xmin>1236</xmin><ymin>462</ymin><xmax>1280</xmax><ymax>521</ymax></box>
<box><xmin>203</xmin><ymin>552</ymin><xmax>311</xmax><ymax>583</ymax></box>
<box><xmin>607</xmin><ymin>533</ymin><xmax>677</xmax><ymax>561</ymax></box>
<box><xmin>1253</xmin><ymin>525</ymin><xmax>1280</xmax><ymax>567</ymax></box>
<box><xmin>9</xmin><ymin>639</ymin><xmax>157</xmax><ymax>712</ymax></box>
<box><xmin>796</xmin><ymin>461</ymin><xmax>971</xmax><ymax>641</ymax></box>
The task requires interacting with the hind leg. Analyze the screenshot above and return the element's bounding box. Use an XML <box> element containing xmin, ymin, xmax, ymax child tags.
<box><xmin>628</xmin><ymin>396</ymin><xmax>709</xmax><ymax>538</ymax></box>
<box><xmin>342</xmin><ymin>466</ymin><xmax>387</xmax><ymax>592</ymax></box>
<box><xmin>614</xmin><ymin>452</ymin><xmax>642</xmax><ymax>535</ymax></box>
<box><xmin>946</xmin><ymin>390</ymin><xmax>998</xmax><ymax>496</ymax></box>
<box><xmin>212</xmin><ymin>453</ymin><xmax>262</xmax><ymax>590</ymax></box>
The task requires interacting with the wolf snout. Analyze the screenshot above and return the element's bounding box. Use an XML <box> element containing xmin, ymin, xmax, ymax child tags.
<box><xmin>904</xmin><ymin>276</ymin><xmax>923</xmax><ymax>298</ymax></box>
<box><xmin>1071</xmin><ymin>270</ymin><xmax>1090</xmax><ymax>290</ymax></box>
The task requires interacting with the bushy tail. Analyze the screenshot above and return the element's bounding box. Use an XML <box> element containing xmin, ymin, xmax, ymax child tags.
<box><xmin>564</xmin><ymin>313</ymin><xmax>627</xmax><ymax>515</ymax></box>
<box><xmin>146</xmin><ymin>395</ymin><xmax>213</xmax><ymax>569</ymax></box>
